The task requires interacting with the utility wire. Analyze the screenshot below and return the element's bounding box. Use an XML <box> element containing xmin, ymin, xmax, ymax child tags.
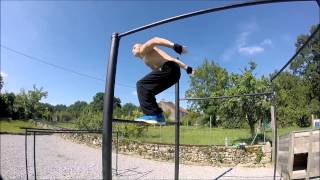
<box><xmin>1</xmin><ymin>45</ymin><xmax>179</xmax><ymax>95</ymax></box>
<box><xmin>0</xmin><ymin>44</ymin><xmax>136</xmax><ymax>89</ymax></box>
<box><xmin>270</xmin><ymin>24</ymin><xmax>320</xmax><ymax>82</ymax></box>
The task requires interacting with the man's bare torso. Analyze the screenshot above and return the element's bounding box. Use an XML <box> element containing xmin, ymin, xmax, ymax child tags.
<box><xmin>143</xmin><ymin>47</ymin><xmax>173</xmax><ymax>70</ymax></box>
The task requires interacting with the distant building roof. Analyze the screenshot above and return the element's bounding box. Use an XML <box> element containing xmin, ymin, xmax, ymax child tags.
<box><xmin>158</xmin><ymin>100</ymin><xmax>188</xmax><ymax>120</ymax></box>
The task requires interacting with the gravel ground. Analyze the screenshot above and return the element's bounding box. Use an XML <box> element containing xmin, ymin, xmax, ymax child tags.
<box><xmin>1</xmin><ymin>134</ymin><xmax>280</xmax><ymax>180</ymax></box>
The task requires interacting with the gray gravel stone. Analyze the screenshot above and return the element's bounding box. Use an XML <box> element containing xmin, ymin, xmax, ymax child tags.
<box><xmin>1</xmin><ymin>135</ymin><xmax>280</xmax><ymax>179</ymax></box>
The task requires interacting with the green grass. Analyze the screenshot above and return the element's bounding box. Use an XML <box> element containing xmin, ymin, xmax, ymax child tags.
<box><xmin>53</xmin><ymin>122</ymin><xmax>77</xmax><ymax>129</ymax></box>
<box><xmin>125</xmin><ymin>125</ymin><xmax>310</xmax><ymax>145</ymax></box>
<box><xmin>1</xmin><ymin>119</ymin><xmax>309</xmax><ymax>146</ymax></box>
<box><xmin>0</xmin><ymin>120</ymin><xmax>37</xmax><ymax>134</ymax></box>
<box><xmin>32</xmin><ymin>120</ymin><xmax>78</xmax><ymax>130</ymax></box>
<box><xmin>0</xmin><ymin>120</ymin><xmax>78</xmax><ymax>134</ymax></box>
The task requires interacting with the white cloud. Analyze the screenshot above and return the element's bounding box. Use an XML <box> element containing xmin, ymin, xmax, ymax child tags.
<box><xmin>261</xmin><ymin>39</ymin><xmax>272</xmax><ymax>46</ymax></box>
<box><xmin>237</xmin><ymin>31</ymin><xmax>251</xmax><ymax>48</ymax></box>
<box><xmin>222</xmin><ymin>30</ymin><xmax>265</xmax><ymax>58</ymax></box>
<box><xmin>1</xmin><ymin>71</ymin><xmax>8</xmax><ymax>78</ymax></box>
<box><xmin>221</xmin><ymin>22</ymin><xmax>273</xmax><ymax>61</ymax></box>
<box><xmin>221</xmin><ymin>31</ymin><xmax>250</xmax><ymax>61</ymax></box>
<box><xmin>238</xmin><ymin>46</ymin><xmax>264</xmax><ymax>55</ymax></box>
<box><xmin>236</xmin><ymin>31</ymin><xmax>266</xmax><ymax>55</ymax></box>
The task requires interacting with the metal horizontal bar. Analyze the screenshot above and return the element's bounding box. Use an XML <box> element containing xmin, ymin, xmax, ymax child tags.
<box><xmin>180</xmin><ymin>92</ymin><xmax>273</xmax><ymax>101</ymax></box>
<box><xmin>27</xmin><ymin>131</ymin><xmax>102</xmax><ymax>135</ymax></box>
<box><xmin>271</xmin><ymin>24</ymin><xmax>320</xmax><ymax>82</ymax></box>
<box><xmin>25</xmin><ymin>128</ymin><xmax>102</xmax><ymax>133</ymax></box>
<box><xmin>25</xmin><ymin>129</ymin><xmax>120</xmax><ymax>134</ymax></box>
<box><xmin>27</xmin><ymin>131</ymin><xmax>102</xmax><ymax>134</ymax></box>
<box><xmin>20</xmin><ymin>127</ymin><xmax>54</xmax><ymax>130</ymax></box>
<box><xmin>22</xmin><ymin>127</ymin><xmax>99</xmax><ymax>131</ymax></box>
<box><xmin>119</xmin><ymin>0</ymin><xmax>314</xmax><ymax>37</ymax></box>
<box><xmin>113</xmin><ymin>118</ymin><xmax>147</xmax><ymax>125</ymax></box>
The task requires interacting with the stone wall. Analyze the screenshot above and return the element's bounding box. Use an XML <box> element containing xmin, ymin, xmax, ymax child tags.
<box><xmin>35</xmin><ymin>121</ymin><xmax>272</xmax><ymax>167</ymax></box>
<box><xmin>60</xmin><ymin>133</ymin><xmax>272</xmax><ymax>167</ymax></box>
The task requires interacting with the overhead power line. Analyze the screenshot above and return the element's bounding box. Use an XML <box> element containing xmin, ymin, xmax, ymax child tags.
<box><xmin>0</xmin><ymin>44</ymin><xmax>136</xmax><ymax>89</ymax></box>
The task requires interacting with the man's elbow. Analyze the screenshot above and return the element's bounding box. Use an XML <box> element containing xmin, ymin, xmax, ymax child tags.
<box><xmin>151</xmin><ymin>37</ymin><xmax>161</xmax><ymax>43</ymax></box>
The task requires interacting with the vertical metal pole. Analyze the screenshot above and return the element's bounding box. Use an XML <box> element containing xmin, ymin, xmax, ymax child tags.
<box><xmin>271</xmin><ymin>91</ymin><xmax>277</xmax><ymax>180</ymax></box>
<box><xmin>160</xmin><ymin>125</ymin><xmax>163</xmax><ymax>143</ymax></box>
<box><xmin>116</xmin><ymin>131</ymin><xmax>119</xmax><ymax>176</ymax></box>
<box><xmin>33</xmin><ymin>132</ymin><xmax>36</xmax><ymax>180</ymax></box>
<box><xmin>25</xmin><ymin>129</ymin><xmax>29</xmax><ymax>180</ymax></box>
<box><xmin>209</xmin><ymin>116</ymin><xmax>213</xmax><ymax>145</ymax></box>
<box><xmin>174</xmin><ymin>81</ymin><xmax>180</xmax><ymax>180</ymax></box>
<box><xmin>103</xmin><ymin>32</ymin><xmax>120</xmax><ymax>180</ymax></box>
<box><xmin>210</xmin><ymin>116</ymin><xmax>212</xmax><ymax>145</ymax></box>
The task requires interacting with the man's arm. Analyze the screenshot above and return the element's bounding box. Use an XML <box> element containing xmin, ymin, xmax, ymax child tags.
<box><xmin>140</xmin><ymin>37</ymin><xmax>173</xmax><ymax>54</ymax></box>
<box><xmin>169</xmin><ymin>58</ymin><xmax>195</xmax><ymax>75</ymax></box>
<box><xmin>140</xmin><ymin>37</ymin><xmax>187</xmax><ymax>55</ymax></box>
<box><xmin>155</xmin><ymin>47</ymin><xmax>195</xmax><ymax>75</ymax></box>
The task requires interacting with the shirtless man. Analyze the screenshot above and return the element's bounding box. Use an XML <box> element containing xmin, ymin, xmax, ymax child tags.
<box><xmin>132</xmin><ymin>37</ymin><xmax>195</xmax><ymax>125</ymax></box>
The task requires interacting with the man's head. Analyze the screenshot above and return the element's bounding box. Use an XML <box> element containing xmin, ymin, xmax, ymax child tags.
<box><xmin>132</xmin><ymin>43</ymin><xmax>142</xmax><ymax>58</ymax></box>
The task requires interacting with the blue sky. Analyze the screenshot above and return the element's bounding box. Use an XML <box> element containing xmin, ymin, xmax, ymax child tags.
<box><xmin>1</xmin><ymin>0</ymin><xmax>319</xmax><ymax>108</ymax></box>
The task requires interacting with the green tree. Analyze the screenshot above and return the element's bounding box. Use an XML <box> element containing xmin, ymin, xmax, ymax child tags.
<box><xmin>91</xmin><ymin>92</ymin><xmax>104</xmax><ymax>112</ymax></box>
<box><xmin>0</xmin><ymin>74</ymin><xmax>5</xmax><ymax>117</ymax></box>
<box><xmin>28</xmin><ymin>85</ymin><xmax>48</xmax><ymax>119</ymax></box>
<box><xmin>290</xmin><ymin>24</ymin><xmax>320</xmax><ymax>117</ymax></box>
<box><xmin>54</xmin><ymin>111</ymin><xmax>73</xmax><ymax>122</ymax></box>
<box><xmin>0</xmin><ymin>92</ymin><xmax>15</xmax><ymax>118</ymax></box>
<box><xmin>220</xmin><ymin>62</ymin><xmax>270</xmax><ymax>136</ymax></box>
<box><xmin>0</xmin><ymin>74</ymin><xmax>3</xmax><ymax>91</ymax></box>
<box><xmin>186</xmin><ymin>59</ymin><xmax>229</xmax><ymax>126</ymax></box>
<box><xmin>181</xmin><ymin>111</ymin><xmax>201</xmax><ymax>126</ymax></box>
<box><xmin>272</xmin><ymin>72</ymin><xmax>311</xmax><ymax>127</ymax></box>
<box><xmin>54</xmin><ymin>104</ymin><xmax>67</xmax><ymax>112</ymax></box>
<box><xmin>121</xmin><ymin>103</ymin><xmax>139</xmax><ymax>117</ymax></box>
<box><xmin>76</xmin><ymin>93</ymin><xmax>124</xmax><ymax>129</ymax></box>
<box><xmin>68</xmin><ymin>101</ymin><xmax>88</xmax><ymax>119</ymax></box>
<box><xmin>76</xmin><ymin>106</ymin><xmax>103</xmax><ymax>129</ymax></box>
<box><xmin>12</xmin><ymin>86</ymin><xmax>48</xmax><ymax>119</ymax></box>
<box><xmin>113</xmin><ymin>97</ymin><xmax>121</xmax><ymax>109</ymax></box>
<box><xmin>271</xmin><ymin>25</ymin><xmax>320</xmax><ymax>127</ymax></box>
<box><xmin>90</xmin><ymin>92</ymin><xmax>121</xmax><ymax>112</ymax></box>
<box><xmin>40</xmin><ymin>103</ymin><xmax>54</xmax><ymax>121</ymax></box>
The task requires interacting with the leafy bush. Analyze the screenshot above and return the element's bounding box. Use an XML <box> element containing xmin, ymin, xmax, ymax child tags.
<box><xmin>116</xmin><ymin>124</ymin><xmax>147</xmax><ymax>138</ymax></box>
<box><xmin>76</xmin><ymin>107</ymin><xmax>103</xmax><ymax>130</ymax></box>
<box><xmin>53</xmin><ymin>111</ymin><xmax>73</xmax><ymax>122</ymax></box>
<box><xmin>181</xmin><ymin>111</ymin><xmax>201</xmax><ymax>126</ymax></box>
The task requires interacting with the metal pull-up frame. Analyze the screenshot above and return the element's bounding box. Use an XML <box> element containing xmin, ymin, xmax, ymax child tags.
<box><xmin>103</xmin><ymin>0</ymin><xmax>319</xmax><ymax>179</ymax></box>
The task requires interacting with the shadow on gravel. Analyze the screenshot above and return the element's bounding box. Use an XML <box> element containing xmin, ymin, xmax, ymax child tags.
<box><xmin>217</xmin><ymin>176</ymin><xmax>280</xmax><ymax>180</ymax></box>
<box><xmin>113</xmin><ymin>167</ymin><xmax>153</xmax><ymax>180</ymax></box>
<box><xmin>214</xmin><ymin>168</ymin><xmax>233</xmax><ymax>180</ymax></box>
<box><xmin>213</xmin><ymin>168</ymin><xmax>280</xmax><ymax>180</ymax></box>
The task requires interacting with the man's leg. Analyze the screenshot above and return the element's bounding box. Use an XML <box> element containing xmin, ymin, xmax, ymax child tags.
<box><xmin>137</xmin><ymin>61</ymin><xmax>180</xmax><ymax>115</ymax></box>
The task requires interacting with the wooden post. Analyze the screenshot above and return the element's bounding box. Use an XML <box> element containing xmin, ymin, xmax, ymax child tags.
<box><xmin>306</xmin><ymin>130</ymin><xmax>312</xmax><ymax>179</ymax></box>
<box><xmin>288</xmin><ymin>133</ymin><xmax>294</xmax><ymax>178</ymax></box>
<box><xmin>271</xmin><ymin>105</ymin><xmax>277</xmax><ymax>164</ymax></box>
